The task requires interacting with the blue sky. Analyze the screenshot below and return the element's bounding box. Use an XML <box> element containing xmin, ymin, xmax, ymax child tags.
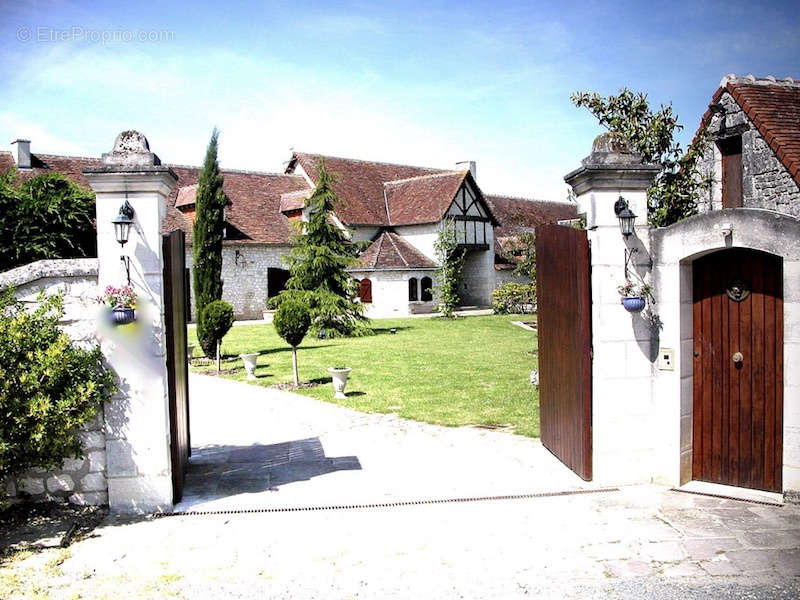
<box><xmin>1</xmin><ymin>0</ymin><xmax>798</xmax><ymax>200</ymax></box>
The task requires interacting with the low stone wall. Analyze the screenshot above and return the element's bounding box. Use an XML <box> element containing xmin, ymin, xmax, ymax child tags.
<box><xmin>0</xmin><ymin>258</ymin><xmax>109</xmax><ymax>505</ymax></box>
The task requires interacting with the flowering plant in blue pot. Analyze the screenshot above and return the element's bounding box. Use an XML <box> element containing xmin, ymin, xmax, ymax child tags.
<box><xmin>617</xmin><ymin>280</ymin><xmax>652</xmax><ymax>313</ymax></box>
<box><xmin>97</xmin><ymin>285</ymin><xmax>137</xmax><ymax>325</ymax></box>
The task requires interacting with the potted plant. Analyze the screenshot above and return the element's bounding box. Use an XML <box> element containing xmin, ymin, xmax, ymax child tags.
<box><xmin>97</xmin><ymin>285</ymin><xmax>137</xmax><ymax>325</ymax></box>
<box><xmin>327</xmin><ymin>367</ymin><xmax>352</xmax><ymax>400</ymax></box>
<box><xmin>618</xmin><ymin>280</ymin><xmax>652</xmax><ymax>313</ymax></box>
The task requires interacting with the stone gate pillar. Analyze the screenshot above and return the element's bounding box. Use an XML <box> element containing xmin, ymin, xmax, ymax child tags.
<box><xmin>84</xmin><ymin>131</ymin><xmax>178</xmax><ymax>513</ymax></box>
<box><xmin>564</xmin><ymin>133</ymin><xmax>660</xmax><ymax>484</ymax></box>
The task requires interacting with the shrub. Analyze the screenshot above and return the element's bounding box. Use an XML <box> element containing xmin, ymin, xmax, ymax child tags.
<box><xmin>200</xmin><ymin>300</ymin><xmax>234</xmax><ymax>370</ymax></box>
<box><xmin>273</xmin><ymin>299</ymin><xmax>311</xmax><ymax>385</ymax></box>
<box><xmin>492</xmin><ymin>282</ymin><xmax>536</xmax><ymax>314</ymax></box>
<box><xmin>0</xmin><ymin>288</ymin><xmax>116</xmax><ymax>483</ymax></box>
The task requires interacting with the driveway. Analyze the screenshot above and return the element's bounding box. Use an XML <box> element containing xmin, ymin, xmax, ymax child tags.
<box><xmin>11</xmin><ymin>374</ymin><xmax>799</xmax><ymax>598</ymax></box>
<box><xmin>176</xmin><ymin>373</ymin><xmax>592</xmax><ymax>512</ymax></box>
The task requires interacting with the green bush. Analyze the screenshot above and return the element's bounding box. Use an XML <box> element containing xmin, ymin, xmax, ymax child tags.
<box><xmin>0</xmin><ymin>288</ymin><xmax>116</xmax><ymax>482</ymax></box>
<box><xmin>200</xmin><ymin>300</ymin><xmax>234</xmax><ymax>358</ymax></box>
<box><xmin>492</xmin><ymin>282</ymin><xmax>536</xmax><ymax>314</ymax></box>
<box><xmin>273</xmin><ymin>299</ymin><xmax>311</xmax><ymax>348</ymax></box>
<box><xmin>0</xmin><ymin>171</ymin><xmax>97</xmax><ymax>271</ymax></box>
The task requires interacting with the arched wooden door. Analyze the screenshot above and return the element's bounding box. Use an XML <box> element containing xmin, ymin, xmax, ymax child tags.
<box><xmin>693</xmin><ymin>248</ymin><xmax>783</xmax><ymax>492</ymax></box>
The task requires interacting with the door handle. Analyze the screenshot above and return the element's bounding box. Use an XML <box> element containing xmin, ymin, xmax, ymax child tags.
<box><xmin>732</xmin><ymin>352</ymin><xmax>743</xmax><ymax>364</ymax></box>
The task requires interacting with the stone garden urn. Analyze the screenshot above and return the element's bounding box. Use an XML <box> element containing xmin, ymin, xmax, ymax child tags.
<box><xmin>327</xmin><ymin>367</ymin><xmax>352</xmax><ymax>399</ymax></box>
<box><xmin>239</xmin><ymin>353</ymin><xmax>259</xmax><ymax>380</ymax></box>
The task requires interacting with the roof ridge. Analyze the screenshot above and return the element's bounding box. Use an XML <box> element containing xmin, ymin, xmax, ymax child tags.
<box><xmin>383</xmin><ymin>171</ymin><xmax>465</xmax><ymax>186</ymax></box>
<box><xmin>385</xmin><ymin>232</ymin><xmax>409</xmax><ymax>267</ymax></box>
<box><xmin>294</xmin><ymin>151</ymin><xmax>448</xmax><ymax>173</ymax></box>
<box><xmin>721</xmin><ymin>73</ymin><xmax>800</xmax><ymax>88</ymax></box>
<box><xmin>169</xmin><ymin>163</ymin><xmax>304</xmax><ymax>178</ymax></box>
<box><xmin>33</xmin><ymin>153</ymin><xmax>101</xmax><ymax>162</ymax></box>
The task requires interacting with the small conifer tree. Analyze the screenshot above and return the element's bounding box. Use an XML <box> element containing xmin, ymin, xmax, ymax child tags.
<box><xmin>278</xmin><ymin>160</ymin><xmax>367</xmax><ymax>335</ymax></box>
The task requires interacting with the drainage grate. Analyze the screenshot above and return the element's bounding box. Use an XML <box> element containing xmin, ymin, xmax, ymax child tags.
<box><xmin>670</xmin><ymin>487</ymin><xmax>784</xmax><ymax>507</ymax></box>
<box><xmin>161</xmin><ymin>487</ymin><xmax>620</xmax><ymax>517</ymax></box>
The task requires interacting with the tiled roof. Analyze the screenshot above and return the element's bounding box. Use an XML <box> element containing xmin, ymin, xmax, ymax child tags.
<box><xmin>162</xmin><ymin>166</ymin><xmax>308</xmax><ymax>244</ymax></box>
<box><xmin>279</xmin><ymin>190</ymin><xmax>310</xmax><ymax>212</ymax></box>
<box><xmin>698</xmin><ymin>74</ymin><xmax>800</xmax><ymax>186</ymax></box>
<box><xmin>288</xmin><ymin>152</ymin><xmax>447</xmax><ymax>226</ymax></box>
<box><xmin>175</xmin><ymin>184</ymin><xmax>198</xmax><ymax>208</ymax></box>
<box><xmin>384</xmin><ymin>171</ymin><xmax>468</xmax><ymax>225</ymax></box>
<box><xmin>354</xmin><ymin>231</ymin><xmax>436</xmax><ymax>270</ymax></box>
<box><xmin>485</xmin><ymin>194</ymin><xmax>577</xmax><ymax>238</ymax></box>
<box><xmin>0</xmin><ymin>152</ymin><xmax>308</xmax><ymax>244</ymax></box>
<box><xmin>0</xmin><ymin>151</ymin><xmax>15</xmax><ymax>173</ymax></box>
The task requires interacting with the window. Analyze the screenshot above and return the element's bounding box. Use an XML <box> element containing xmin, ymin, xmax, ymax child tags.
<box><xmin>408</xmin><ymin>277</ymin><xmax>418</xmax><ymax>301</ymax></box>
<box><xmin>421</xmin><ymin>277</ymin><xmax>433</xmax><ymax>302</ymax></box>
<box><xmin>359</xmin><ymin>278</ymin><xmax>372</xmax><ymax>303</ymax></box>
<box><xmin>717</xmin><ymin>136</ymin><xmax>743</xmax><ymax>209</ymax></box>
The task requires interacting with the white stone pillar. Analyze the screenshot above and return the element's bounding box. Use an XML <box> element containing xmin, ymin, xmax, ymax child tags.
<box><xmin>564</xmin><ymin>133</ymin><xmax>661</xmax><ymax>485</ymax></box>
<box><xmin>84</xmin><ymin>131</ymin><xmax>178</xmax><ymax>513</ymax></box>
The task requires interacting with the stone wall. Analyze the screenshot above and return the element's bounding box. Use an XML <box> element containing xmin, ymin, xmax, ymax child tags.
<box><xmin>186</xmin><ymin>243</ymin><xmax>291</xmax><ymax>321</ymax></box>
<box><xmin>348</xmin><ymin>268</ymin><xmax>436</xmax><ymax>318</ymax></box>
<box><xmin>0</xmin><ymin>259</ymin><xmax>109</xmax><ymax>505</ymax></box>
<box><xmin>698</xmin><ymin>90</ymin><xmax>800</xmax><ymax>217</ymax></box>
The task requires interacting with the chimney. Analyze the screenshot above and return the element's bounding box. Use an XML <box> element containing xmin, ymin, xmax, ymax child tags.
<box><xmin>12</xmin><ymin>139</ymin><xmax>31</xmax><ymax>169</ymax></box>
<box><xmin>456</xmin><ymin>160</ymin><xmax>476</xmax><ymax>180</ymax></box>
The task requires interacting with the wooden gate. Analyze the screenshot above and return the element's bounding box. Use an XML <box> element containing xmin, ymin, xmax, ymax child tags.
<box><xmin>693</xmin><ymin>248</ymin><xmax>783</xmax><ymax>492</ymax></box>
<box><xmin>535</xmin><ymin>224</ymin><xmax>592</xmax><ymax>480</ymax></box>
<box><xmin>163</xmin><ymin>230</ymin><xmax>190</xmax><ymax>502</ymax></box>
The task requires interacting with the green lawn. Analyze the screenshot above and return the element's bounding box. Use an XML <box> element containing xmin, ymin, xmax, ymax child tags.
<box><xmin>188</xmin><ymin>314</ymin><xmax>540</xmax><ymax>437</ymax></box>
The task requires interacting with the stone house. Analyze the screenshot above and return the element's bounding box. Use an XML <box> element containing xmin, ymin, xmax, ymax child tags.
<box><xmin>1</xmin><ymin>143</ymin><xmax>576</xmax><ymax>319</ymax></box>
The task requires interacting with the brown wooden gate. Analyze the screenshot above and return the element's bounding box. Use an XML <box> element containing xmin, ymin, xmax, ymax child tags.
<box><xmin>535</xmin><ymin>224</ymin><xmax>592</xmax><ymax>480</ymax></box>
<box><xmin>693</xmin><ymin>248</ymin><xmax>783</xmax><ymax>492</ymax></box>
<box><xmin>163</xmin><ymin>230</ymin><xmax>190</xmax><ymax>502</ymax></box>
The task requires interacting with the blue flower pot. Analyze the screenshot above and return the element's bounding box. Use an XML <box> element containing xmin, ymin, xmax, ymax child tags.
<box><xmin>621</xmin><ymin>296</ymin><xmax>646</xmax><ymax>313</ymax></box>
<box><xmin>111</xmin><ymin>307</ymin><xmax>135</xmax><ymax>325</ymax></box>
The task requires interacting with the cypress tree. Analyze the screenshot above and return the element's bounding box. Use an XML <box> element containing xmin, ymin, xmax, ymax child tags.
<box><xmin>193</xmin><ymin>128</ymin><xmax>227</xmax><ymax>357</ymax></box>
<box><xmin>279</xmin><ymin>160</ymin><xmax>367</xmax><ymax>336</ymax></box>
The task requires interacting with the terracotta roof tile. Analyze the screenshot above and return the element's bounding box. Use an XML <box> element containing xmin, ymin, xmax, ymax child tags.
<box><xmin>384</xmin><ymin>171</ymin><xmax>468</xmax><ymax>225</ymax></box>
<box><xmin>697</xmin><ymin>75</ymin><xmax>800</xmax><ymax>187</ymax></box>
<box><xmin>486</xmin><ymin>194</ymin><xmax>577</xmax><ymax>238</ymax></box>
<box><xmin>175</xmin><ymin>184</ymin><xmax>198</xmax><ymax>208</ymax></box>
<box><xmin>355</xmin><ymin>231</ymin><xmax>435</xmax><ymax>270</ymax></box>
<box><xmin>279</xmin><ymin>190</ymin><xmax>310</xmax><ymax>212</ymax></box>
<box><xmin>289</xmin><ymin>152</ymin><xmax>447</xmax><ymax>226</ymax></box>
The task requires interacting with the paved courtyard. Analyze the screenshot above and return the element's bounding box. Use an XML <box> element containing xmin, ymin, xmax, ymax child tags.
<box><xmin>14</xmin><ymin>374</ymin><xmax>799</xmax><ymax>598</ymax></box>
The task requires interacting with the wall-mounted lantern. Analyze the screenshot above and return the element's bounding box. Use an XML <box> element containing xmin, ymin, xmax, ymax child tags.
<box><xmin>614</xmin><ymin>196</ymin><xmax>638</xmax><ymax>278</ymax></box>
<box><xmin>112</xmin><ymin>201</ymin><xmax>135</xmax><ymax>284</ymax></box>
<box><xmin>614</xmin><ymin>196</ymin><xmax>637</xmax><ymax>238</ymax></box>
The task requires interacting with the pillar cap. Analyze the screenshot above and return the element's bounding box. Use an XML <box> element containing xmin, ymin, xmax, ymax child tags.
<box><xmin>564</xmin><ymin>133</ymin><xmax>660</xmax><ymax>194</ymax></box>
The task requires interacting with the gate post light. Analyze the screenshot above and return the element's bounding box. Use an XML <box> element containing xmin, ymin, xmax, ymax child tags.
<box><xmin>614</xmin><ymin>196</ymin><xmax>637</xmax><ymax>238</ymax></box>
<box><xmin>112</xmin><ymin>200</ymin><xmax>135</xmax><ymax>284</ymax></box>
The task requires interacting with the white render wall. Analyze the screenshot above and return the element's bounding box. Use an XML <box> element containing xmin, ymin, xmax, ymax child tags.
<box><xmin>185</xmin><ymin>244</ymin><xmax>291</xmax><ymax>321</ymax></box>
<box><xmin>349</xmin><ymin>269</ymin><xmax>436</xmax><ymax>318</ymax></box>
<box><xmin>394</xmin><ymin>222</ymin><xmax>440</xmax><ymax>260</ymax></box>
<box><xmin>1</xmin><ymin>259</ymin><xmax>109</xmax><ymax>506</ymax></box>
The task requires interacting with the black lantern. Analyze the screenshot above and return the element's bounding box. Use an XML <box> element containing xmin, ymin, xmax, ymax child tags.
<box><xmin>112</xmin><ymin>201</ymin><xmax>135</xmax><ymax>284</ymax></box>
<box><xmin>112</xmin><ymin>201</ymin><xmax>135</xmax><ymax>246</ymax></box>
<box><xmin>614</xmin><ymin>196</ymin><xmax>637</xmax><ymax>238</ymax></box>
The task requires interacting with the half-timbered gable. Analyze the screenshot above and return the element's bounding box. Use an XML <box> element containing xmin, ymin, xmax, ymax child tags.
<box><xmin>445</xmin><ymin>177</ymin><xmax>494</xmax><ymax>249</ymax></box>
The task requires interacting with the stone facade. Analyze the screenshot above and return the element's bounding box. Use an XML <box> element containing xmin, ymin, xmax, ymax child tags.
<box><xmin>697</xmin><ymin>90</ymin><xmax>800</xmax><ymax>217</ymax></box>
<box><xmin>186</xmin><ymin>244</ymin><xmax>291</xmax><ymax>321</ymax></box>
<box><xmin>0</xmin><ymin>259</ymin><xmax>109</xmax><ymax>505</ymax></box>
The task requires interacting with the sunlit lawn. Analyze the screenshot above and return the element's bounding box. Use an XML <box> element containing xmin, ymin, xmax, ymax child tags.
<box><xmin>188</xmin><ymin>314</ymin><xmax>540</xmax><ymax>437</ymax></box>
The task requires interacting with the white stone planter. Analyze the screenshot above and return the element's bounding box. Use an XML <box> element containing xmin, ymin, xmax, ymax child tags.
<box><xmin>239</xmin><ymin>353</ymin><xmax>259</xmax><ymax>380</ymax></box>
<box><xmin>187</xmin><ymin>344</ymin><xmax>196</xmax><ymax>360</ymax></box>
<box><xmin>327</xmin><ymin>367</ymin><xmax>352</xmax><ymax>400</ymax></box>
<box><xmin>262</xmin><ymin>309</ymin><xmax>276</xmax><ymax>323</ymax></box>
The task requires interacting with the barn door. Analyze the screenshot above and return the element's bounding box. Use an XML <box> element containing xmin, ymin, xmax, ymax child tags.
<box><xmin>163</xmin><ymin>230</ymin><xmax>191</xmax><ymax>503</ymax></box>
<box><xmin>693</xmin><ymin>248</ymin><xmax>783</xmax><ymax>492</ymax></box>
<box><xmin>535</xmin><ymin>224</ymin><xmax>592</xmax><ymax>480</ymax></box>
